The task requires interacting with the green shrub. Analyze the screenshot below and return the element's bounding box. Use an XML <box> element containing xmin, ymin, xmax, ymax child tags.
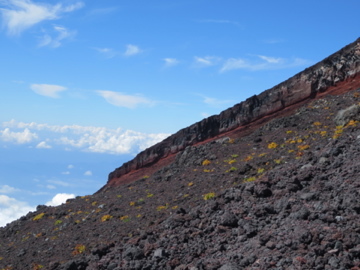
<box><xmin>203</xmin><ymin>192</ymin><xmax>216</xmax><ymax>200</ymax></box>
<box><xmin>33</xmin><ymin>213</ymin><xmax>45</xmax><ymax>221</ymax></box>
<box><xmin>54</xmin><ymin>220</ymin><xmax>62</xmax><ymax>225</ymax></box>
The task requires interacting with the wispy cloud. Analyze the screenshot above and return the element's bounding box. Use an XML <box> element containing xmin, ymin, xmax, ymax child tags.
<box><xmin>1</xmin><ymin>120</ymin><xmax>170</xmax><ymax>155</ymax></box>
<box><xmin>193</xmin><ymin>56</ymin><xmax>222</xmax><ymax>68</ymax></box>
<box><xmin>163</xmin><ymin>58</ymin><xmax>179</xmax><ymax>68</ymax></box>
<box><xmin>220</xmin><ymin>55</ymin><xmax>311</xmax><ymax>73</ymax></box>
<box><xmin>61</xmin><ymin>2</ymin><xmax>83</xmax><ymax>13</ymax></box>
<box><xmin>124</xmin><ymin>44</ymin><xmax>142</xmax><ymax>56</ymax></box>
<box><xmin>220</xmin><ymin>58</ymin><xmax>248</xmax><ymax>72</ymax></box>
<box><xmin>95</xmin><ymin>44</ymin><xmax>143</xmax><ymax>58</ymax></box>
<box><xmin>30</xmin><ymin>83</ymin><xmax>67</xmax><ymax>98</ymax></box>
<box><xmin>84</xmin><ymin>170</ymin><xmax>92</xmax><ymax>176</ymax></box>
<box><xmin>0</xmin><ymin>0</ymin><xmax>84</xmax><ymax>35</ymax></box>
<box><xmin>257</xmin><ymin>55</ymin><xmax>282</xmax><ymax>64</ymax></box>
<box><xmin>38</xmin><ymin>25</ymin><xmax>76</xmax><ymax>48</ymax></box>
<box><xmin>96</xmin><ymin>90</ymin><xmax>154</xmax><ymax>109</ymax></box>
<box><xmin>190</xmin><ymin>53</ymin><xmax>310</xmax><ymax>73</ymax></box>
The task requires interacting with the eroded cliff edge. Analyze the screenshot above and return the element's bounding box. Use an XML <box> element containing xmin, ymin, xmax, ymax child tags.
<box><xmin>104</xmin><ymin>38</ymin><xmax>360</xmax><ymax>189</ymax></box>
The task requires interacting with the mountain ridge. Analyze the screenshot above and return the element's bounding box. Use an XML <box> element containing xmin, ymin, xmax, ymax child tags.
<box><xmin>104</xmin><ymin>38</ymin><xmax>360</xmax><ymax>191</ymax></box>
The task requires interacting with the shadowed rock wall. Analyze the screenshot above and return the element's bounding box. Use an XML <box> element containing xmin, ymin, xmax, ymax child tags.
<box><xmin>106</xmin><ymin>38</ymin><xmax>360</xmax><ymax>187</ymax></box>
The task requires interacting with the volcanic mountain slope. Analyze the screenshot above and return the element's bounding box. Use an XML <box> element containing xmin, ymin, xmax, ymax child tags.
<box><xmin>104</xmin><ymin>37</ymin><xmax>360</xmax><ymax>189</ymax></box>
<box><xmin>0</xmin><ymin>39</ymin><xmax>360</xmax><ymax>270</ymax></box>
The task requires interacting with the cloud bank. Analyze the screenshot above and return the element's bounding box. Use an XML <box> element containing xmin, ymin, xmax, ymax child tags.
<box><xmin>1</xmin><ymin>120</ymin><xmax>170</xmax><ymax>155</ymax></box>
<box><xmin>0</xmin><ymin>194</ymin><xmax>35</xmax><ymax>227</ymax></box>
<box><xmin>0</xmin><ymin>127</ymin><xmax>38</xmax><ymax>143</ymax></box>
<box><xmin>0</xmin><ymin>192</ymin><xmax>76</xmax><ymax>227</ymax></box>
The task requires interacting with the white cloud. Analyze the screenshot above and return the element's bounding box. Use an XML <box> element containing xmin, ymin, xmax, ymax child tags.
<box><xmin>61</xmin><ymin>171</ymin><xmax>70</xmax><ymax>175</ymax></box>
<box><xmin>84</xmin><ymin>170</ymin><xmax>92</xmax><ymax>176</ymax></box>
<box><xmin>36</xmin><ymin>141</ymin><xmax>52</xmax><ymax>149</ymax></box>
<box><xmin>38</xmin><ymin>25</ymin><xmax>76</xmax><ymax>48</ymax></box>
<box><xmin>0</xmin><ymin>127</ymin><xmax>38</xmax><ymax>143</ymax></box>
<box><xmin>96</xmin><ymin>90</ymin><xmax>154</xmax><ymax>109</ymax></box>
<box><xmin>2</xmin><ymin>120</ymin><xmax>170</xmax><ymax>155</ymax></box>
<box><xmin>0</xmin><ymin>195</ymin><xmax>35</xmax><ymax>227</ymax></box>
<box><xmin>257</xmin><ymin>55</ymin><xmax>282</xmax><ymax>64</ymax></box>
<box><xmin>67</xmin><ymin>164</ymin><xmax>74</xmax><ymax>169</ymax></box>
<box><xmin>30</xmin><ymin>83</ymin><xmax>67</xmax><ymax>98</ymax></box>
<box><xmin>45</xmin><ymin>193</ymin><xmax>75</xmax><ymax>206</ymax></box>
<box><xmin>0</xmin><ymin>0</ymin><xmax>84</xmax><ymax>35</ymax></box>
<box><xmin>59</xmin><ymin>128</ymin><xmax>169</xmax><ymax>154</ymax></box>
<box><xmin>46</xmin><ymin>185</ymin><xmax>56</xmax><ymax>189</ymax></box>
<box><xmin>124</xmin><ymin>44</ymin><xmax>142</xmax><ymax>56</ymax></box>
<box><xmin>0</xmin><ymin>185</ymin><xmax>19</xmax><ymax>194</ymax></box>
<box><xmin>163</xmin><ymin>58</ymin><xmax>179</xmax><ymax>68</ymax></box>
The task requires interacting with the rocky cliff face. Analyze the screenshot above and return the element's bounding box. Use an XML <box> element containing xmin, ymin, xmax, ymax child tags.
<box><xmin>106</xmin><ymin>38</ymin><xmax>360</xmax><ymax>189</ymax></box>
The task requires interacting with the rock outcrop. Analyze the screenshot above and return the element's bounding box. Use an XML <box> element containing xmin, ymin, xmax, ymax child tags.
<box><xmin>106</xmin><ymin>38</ymin><xmax>360</xmax><ymax>189</ymax></box>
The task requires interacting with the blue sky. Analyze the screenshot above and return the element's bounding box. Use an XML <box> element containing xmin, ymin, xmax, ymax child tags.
<box><xmin>0</xmin><ymin>0</ymin><xmax>359</xmax><ymax>226</ymax></box>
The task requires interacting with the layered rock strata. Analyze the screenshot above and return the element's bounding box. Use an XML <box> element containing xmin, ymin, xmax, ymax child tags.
<box><xmin>106</xmin><ymin>38</ymin><xmax>360</xmax><ymax>188</ymax></box>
